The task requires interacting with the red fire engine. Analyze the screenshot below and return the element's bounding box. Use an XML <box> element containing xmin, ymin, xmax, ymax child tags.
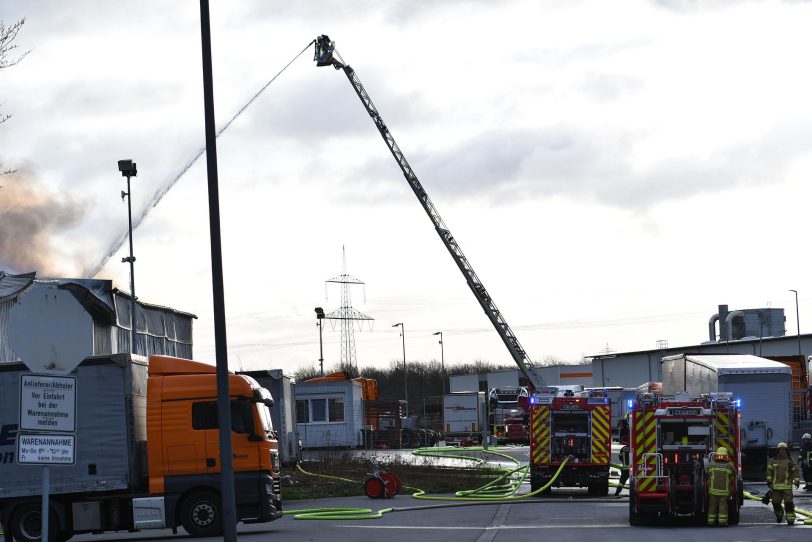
<box><xmin>529</xmin><ymin>387</ymin><xmax>612</xmax><ymax>495</ymax></box>
<box><xmin>628</xmin><ymin>389</ymin><xmax>743</xmax><ymax>525</ymax></box>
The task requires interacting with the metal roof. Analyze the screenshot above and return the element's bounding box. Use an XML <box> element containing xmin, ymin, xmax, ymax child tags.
<box><xmin>0</xmin><ymin>271</ymin><xmax>35</xmax><ymax>302</ymax></box>
<box><xmin>663</xmin><ymin>353</ymin><xmax>792</xmax><ymax>374</ymax></box>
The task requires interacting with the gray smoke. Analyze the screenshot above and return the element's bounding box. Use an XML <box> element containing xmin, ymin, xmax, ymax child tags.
<box><xmin>0</xmin><ymin>169</ymin><xmax>84</xmax><ymax>276</ymax></box>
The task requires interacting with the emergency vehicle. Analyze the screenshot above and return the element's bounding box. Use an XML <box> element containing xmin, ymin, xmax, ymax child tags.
<box><xmin>489</xmin><ymin>386</ymin><xmax>530</xmax><ymax>444</ymax></box>
<box><xmin>628</xmin><ymin>389</ymin><xmax>743</xmax><ymax>525</ymax></box>
<box><xmin>529</xmin><ymin>387</ymin><xmax>612</xmax><ymax>495</ymax></box>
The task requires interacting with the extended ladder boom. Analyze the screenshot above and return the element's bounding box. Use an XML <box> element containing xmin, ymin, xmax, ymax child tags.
<box><xmin>314</xmin><ymin>35</ymin><xmax>545</xmax><ymax>389</ymax></box>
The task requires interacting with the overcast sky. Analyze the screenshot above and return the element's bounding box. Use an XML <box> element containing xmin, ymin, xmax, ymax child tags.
<box><xmin>2</xmin><ymin>0</ymin><xmax>811</xmax><ymax>376</ymax></box>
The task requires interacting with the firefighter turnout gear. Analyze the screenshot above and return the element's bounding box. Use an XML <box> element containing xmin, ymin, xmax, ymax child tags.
<box><xmin>615</xmin><ymin>445</ymin><xmax>629</xmax><ymax>496</ymax></box>
<box><xmin>707</xmin><ymin>451</ymin><xmax>735</xmax><ymax>526</ymax></box>
<box><xmin>800</xmin><ymin>433</ymin><xmax>812</xmax><ymax>490</ymax></box>
<box><xmin>767</xmin><ymin>443</ymin><xmax>800</xmax><ymax>525</ymax></box>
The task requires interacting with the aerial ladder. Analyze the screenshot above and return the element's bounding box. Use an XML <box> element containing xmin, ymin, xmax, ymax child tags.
<box><xmin>313</xmin><ymin>35</ymin><xmax>546</xmax><ymax>390</ymax></box>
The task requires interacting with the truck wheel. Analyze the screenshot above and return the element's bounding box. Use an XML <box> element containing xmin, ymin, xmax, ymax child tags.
<box><xmin>10</xmin><ymin>503</ymin><xmax>62</xmax><ymax>542</ymax></box>
<box><xmin>728</xmin><ymin>501</ymin><xmax>740</xmax><ymax>525</ymax></box>
<box><xmin>180</xmin><ymin>491</ymin><xmax>223</xmax><ymax>538</ymax></box>
<box><xmin>628</xmin><ymin>489</ymin><xmax>643</xmax><ymax>526</ymax></box>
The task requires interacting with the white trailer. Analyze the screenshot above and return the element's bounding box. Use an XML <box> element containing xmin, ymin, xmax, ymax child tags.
<box><xmin>662</xmin><ymin>353</ymin><xmax>792</xmax><ymax>473</ymax></box>
<box><xmin>442</xmin><ymin>392</ymin><xmax>486</xmax><ymax>443</ymax></box>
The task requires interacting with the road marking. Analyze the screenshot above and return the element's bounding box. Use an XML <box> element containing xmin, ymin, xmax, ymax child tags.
<box><xmin>475</xmin><ymin>504</ymin><xmax>511</xmax><ymax>542</ymax></box>
<box><xmin>337</xmin><ymin>524</ymin><xmax>632</xmax><ymax>530</ymax></box>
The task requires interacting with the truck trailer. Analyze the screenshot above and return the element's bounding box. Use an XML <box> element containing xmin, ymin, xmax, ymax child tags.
<box><xmin>0</xmin><ymin>354</ymin><xmax>282</xmax><ymax>541</ymax></box>
<box><xmin>442</xmin><ymin>392</ymin><xmax>486</xmax><ymax>444</ymax></box>
<box><xmin>661</xmin><ymin>353</ymin><xmax>792</xmax><ymax>474</ymax></box>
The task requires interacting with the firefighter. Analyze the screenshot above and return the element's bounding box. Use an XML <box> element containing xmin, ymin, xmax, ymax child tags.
<box><xmin>800</xmin><ymin>433</ymin><xmax>812</xmax><ymax>490</ymax></box>
<box><xmin>767</xmin><ymin>442</ymin><xmax>800</xmax><ymax>525</ymax></box>
<box><xmin>707</xmin><ymin>446</ymin><xmax>736</xmax><ymax>526</ymax></box>
<box><xmin>614</xmin><ymin>444</ymin><xmax>630</xmax><ymax>496</ymax></box>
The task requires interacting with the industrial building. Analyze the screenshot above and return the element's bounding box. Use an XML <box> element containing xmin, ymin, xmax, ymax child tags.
<box><xmin>0</xmin><ymin>271</ymin><xmax>195</xmax><ymax>363</ymax></box>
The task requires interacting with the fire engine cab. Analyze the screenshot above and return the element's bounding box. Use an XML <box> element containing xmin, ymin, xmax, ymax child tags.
<box><xmin>529</xmin><ymin>387</ymin><xmax>611</xmax><ymax>495</ymax></box>
<box><xmin>628</xmin><ymin>389</ymin><xmax>743</xmax><ymax>525</ymax></box>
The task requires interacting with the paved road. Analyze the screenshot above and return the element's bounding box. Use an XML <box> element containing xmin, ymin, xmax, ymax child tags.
<box><xmin>69</xmin><ymin>482</ymin><xmax>812</xmax><ymax>542</ymax></box>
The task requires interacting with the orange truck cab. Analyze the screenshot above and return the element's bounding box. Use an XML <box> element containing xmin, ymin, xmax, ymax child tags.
<box><xmin>0</xmin><ymin>354</ymin><xmax>282</xmax><ymax>542</ymax></box>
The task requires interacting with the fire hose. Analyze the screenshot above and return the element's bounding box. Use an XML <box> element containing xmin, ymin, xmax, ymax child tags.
<box><xmin>284</xmin><ymin>447</ymin><xmax>573</xmax><ymax>519</ymax></box>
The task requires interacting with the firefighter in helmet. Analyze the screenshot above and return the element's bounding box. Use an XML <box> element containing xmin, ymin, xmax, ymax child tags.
<box><xmin>800</xmin><ymin>433</ymin><xmax>812</xmax><ymax>490</ymax></box>
<box><xmin>707</xmin><ymin>446</ymin><xmax>736</xmax><ymax>526</ymax></box>
<box><xmin>767</xmin><ymin>442</ymin><xmax>800</xmax><ymax>525</ymax></box>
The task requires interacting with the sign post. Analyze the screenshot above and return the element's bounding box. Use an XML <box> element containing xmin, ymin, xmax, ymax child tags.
<box><xmin>17</xmin><ymin>374</ymin><xmax>77</xmax><ymax>542</ymax></box>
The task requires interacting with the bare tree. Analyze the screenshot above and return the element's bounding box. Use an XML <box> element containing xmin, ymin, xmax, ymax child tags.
<box><xmin>1</xmin><ymin>18</ymin><xmax>29</xmax><ymax>175</ymax></box>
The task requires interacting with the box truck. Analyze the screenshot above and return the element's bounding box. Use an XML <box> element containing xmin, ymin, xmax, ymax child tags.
<box><xmin>0</xmin><ymin>354</ymin><xmax>282</xmax><ymax>542</ymax></box>
<box><xmin>442</xmin><ymin>392</ymin><xmax>486</xmax><ymax>444</ymax></box>
<box><xmin>662</xmin><ymin>353</ymin><xmax>792</xmax><ymax>474</ymax></box>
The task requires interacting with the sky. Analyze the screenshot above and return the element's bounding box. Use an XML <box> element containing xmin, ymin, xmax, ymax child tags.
<box><xmin>2</xmin><ymin>0</ymin><xmax>812</xmax><ymax>376</ymax></box>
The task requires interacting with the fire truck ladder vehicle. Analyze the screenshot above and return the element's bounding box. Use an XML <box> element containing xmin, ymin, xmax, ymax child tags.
<box><xmin>529</xmin><ymin>388</ymin><xmax>612</xmax><ymax>495</ymax></box>
<box><xmin>627</xmin><ymin>390</ymin><xmax>743</xmax><ymax>526</ymax></box>
<box><xmin>313</xmin><ymin>35</ymin><xmax>546</xmax><ymax>391</ymax></box>
<box><xmin>490</xmin><ymin>386</ymin><xmax>530</xmax><ymax>444</ymax></box>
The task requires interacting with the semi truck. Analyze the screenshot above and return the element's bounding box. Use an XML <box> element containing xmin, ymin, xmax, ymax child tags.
<box><xmin>628</xmin><ymin>389</ymin><xmax>743</xmax><ymax>525</ymax></box>
<box><xmin>529</xmin><ymin>387</ymin><xmax>612</xmax><ymax>495</ymax></box>
<box><xmin>0</xmin><ymin>354</ymin><xmax>282</xmax><ymax>542</ymax></box>
<box><xmin>661</xmin><ymin>353</ymin><xmax>792</xmax><ymax>474</ymax></box>
<box><xmin>239</xmin><ymin>369</ymin><xmax>302</xmax><ymax>465</ymax></box>
<box><xmin>442</xmin><ymin>392</ymin><xmax>486</xmax><ymax>444</ymax></box>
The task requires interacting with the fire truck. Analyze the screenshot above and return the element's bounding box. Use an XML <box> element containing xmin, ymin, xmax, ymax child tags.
<box><xmin>628</xmin><ymin>389</ymin><xmax>743</xmax><ymax>525</ymax></box>
<box><xmin>529</xmin><ymin>388</ymin><xmax>612</xmax><ymax>495</ymax></box>
<box><xmin>489</xmin><ymin>387</ymin><xmax>530</xmax><ymax>443</ymax></box>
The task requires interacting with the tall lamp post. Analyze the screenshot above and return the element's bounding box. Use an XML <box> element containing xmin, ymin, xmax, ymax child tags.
<box><xmin>118</xmin><ymin>159</ymin><xmax>138</xmax><ymax>355</ymax></box>
<box><xmin>393</xmin><ymin>323</ymin><xmax>408</xmax><ymax>417</ymax></box>
<box><xmin>433</xmin><ymin>331</ymin><xmax>445</xmax><ymax>394</ymax></box>
<box><xmin>790</xmin><ymin>289</ymin><xmax>802</xmax><ymax>358</ymax></box>
<box><xmin>315</xmin><ymin>307</ymin><xmax>325</xmax><ymax>376</ymax></box>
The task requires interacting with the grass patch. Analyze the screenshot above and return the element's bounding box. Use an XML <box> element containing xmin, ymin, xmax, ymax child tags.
<box><xmin>281</xmin><ymin>451</ymin><xmax>510</xmax><ymax>500</ymax></box>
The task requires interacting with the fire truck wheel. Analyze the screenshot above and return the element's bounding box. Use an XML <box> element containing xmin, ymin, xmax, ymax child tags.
<box><xmin>179</xmin><ymin>490</ymin><xmax>223</xmax><ymax>538</ymax></box>
<box><xmin>728</xmin><ymin>501</ymin><xmax>740</xmax><ymax>525</ymax></box>
<box><xmin>628</xmin><ymin>489</ymin><xmax>644</xmax><ymax>526</ymax></box>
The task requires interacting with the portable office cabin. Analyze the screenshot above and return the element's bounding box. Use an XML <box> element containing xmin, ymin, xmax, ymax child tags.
<box><xmin>295</xmin><ymin>379</ymin><xmax>365</xmax><ymax>448</ymax></box>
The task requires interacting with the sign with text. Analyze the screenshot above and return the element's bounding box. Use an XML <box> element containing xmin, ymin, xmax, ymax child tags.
<box><xmin>19</xmin><ymin>375</ymin><xmax>77</xmax><ymax>432</ymax></box>
<box><xmin>17</xmin><ymin>433</ymin><xmax>75</xmax><ymax>465</ymax></box>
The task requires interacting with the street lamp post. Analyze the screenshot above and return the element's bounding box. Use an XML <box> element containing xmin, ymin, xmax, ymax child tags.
<box><xmin>790</xmin><ymin>290</ymin><xmax>802</xmax><ymax>358</ymax></box>
<box><xmin>118</xmin><ymin>159</ymin><xmax>138</xmax><ymax>355</ymax></box>
<box><xmin>315</xmin><ymin>307</ymin><xmax>325</xmax><ymax>376</ymax></box>
<box><xmin>433</xmin><ymin>331</ymin><xmax>445</xmax><ymax>394</ymax></box>
<box><xmin>393</xmin><ymin>323</ymin><xmax>408</xmax><ymax>417</ymax></box>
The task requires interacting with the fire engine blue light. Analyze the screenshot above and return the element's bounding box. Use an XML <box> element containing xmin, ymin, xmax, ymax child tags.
<box><xmin>627</xmin><ymin>399</ymin><xmax>634</xmax><ymax>409</ymax></box>
<box><xmin>530</xmin><ymin>396</ymin><xmax>538</xmax><ymax>405</ymax></box>
<box><xmin>734</xmin><ymin>399</ymin><xmax>741</xmax><ymax>408</ymax></box>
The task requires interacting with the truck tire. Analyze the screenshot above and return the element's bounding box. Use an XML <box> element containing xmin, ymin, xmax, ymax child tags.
<box><xmin>179</xmin><ymin>491</ymin><xmax>223</xmax><ymax>538</ymax></box>
<box><xmin>728</xmin><ymin>500</ymin><xmax>740</xmax><ymax>525</ymax></box>
<box><xmin>9</xmin><ymin>502</ymin><xmax>66</xmax><ymax>542</ymax></box>
<box><xmin>628</xmin><ymin>488</ymin><xmax>643</xmax><ymax>526</ymax></box>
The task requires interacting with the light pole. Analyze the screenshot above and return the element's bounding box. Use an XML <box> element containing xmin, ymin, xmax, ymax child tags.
<box><xmin>315</xmin><ymin>307</ymin><xmax>325</xmax><ymax>376</ymax></box>
<box><xmin>790</xmin><ymin>290</ymin><xmax>802</xmax><ymax>358</ymax></box>
<box><xmin>433</xmin><ymin>331</ymin><xmax>445</xmax><ymax>394</ymax></box>
<box><xmin>118</xmin><ymin>159</ymin><xmax>138</xmax><ymax>355</ymax></box>
<box><xmin>393</xmin><ymin>323</ymin><xmax>408</xmax><ymax>417</ymax></box>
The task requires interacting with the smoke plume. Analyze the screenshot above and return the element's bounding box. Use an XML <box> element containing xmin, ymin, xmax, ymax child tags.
<box><xmin>0</xmin><ymin>169</ymin><xmax>84</xmax><ymax>276</ymax></box>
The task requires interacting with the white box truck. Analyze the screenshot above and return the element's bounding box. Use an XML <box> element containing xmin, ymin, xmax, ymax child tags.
<box><xmin>442</xmin><ymin>392</ymin><xmax>486</xmax><ymax>444</ymax></box>
<box><xmin>662</xmin><ymin>353</ymin><xmax>792</xmax><ymax>474</ymax></box>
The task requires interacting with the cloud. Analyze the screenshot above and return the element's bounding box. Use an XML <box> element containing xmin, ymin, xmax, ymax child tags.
<box><xmin>0</xmin><ymin>168</ymin><xmax>85</xmax><ymax>276</ymax></box>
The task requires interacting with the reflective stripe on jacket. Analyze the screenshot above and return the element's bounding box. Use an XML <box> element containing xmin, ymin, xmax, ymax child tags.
<box><xmin>767</xmin><ymin>457</ymin><xmax>799</xmax><ymax>490</ymax></box>
<box><xmin>707</xmin><ymin>459</ymin><xmax>735</xmax><ymax>496</ymax></box>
